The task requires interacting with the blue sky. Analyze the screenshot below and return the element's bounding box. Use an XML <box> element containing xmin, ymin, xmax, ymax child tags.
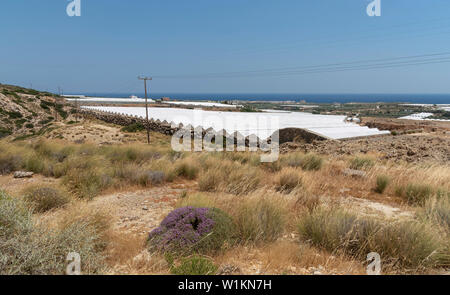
<box><xmin>1</xmin><ymin>0</ymin><xmax>450</xmax><ymax>94</ymax></box>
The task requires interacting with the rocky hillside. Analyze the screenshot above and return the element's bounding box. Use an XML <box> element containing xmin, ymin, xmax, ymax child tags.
<box><xmin>0</xmin><ymin>84</ymin><xmax>74</xmax><ymax>140</ymax></box>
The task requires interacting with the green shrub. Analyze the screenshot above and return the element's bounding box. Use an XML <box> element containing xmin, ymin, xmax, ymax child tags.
<box><xmin>0</xmin><ymin>128</ymin><xmax>12</xmax><ymax>139</ymax></box>
<box><xmin>235</xmin><ymin>197</ymin><xmax>285</xmax><ymax>243</ymax></box>
<box><xmin>23</xmin><ymin>186</ymin><xmax>70</xmax><ymax>212</ymax></box>
<box><xmin>121</xmin><ymin>123</ymin><xmax>145</xmax><ymax>133</ymax></box>
<box><xmin>299</xmin><ymin>154</ymin><xmax>324</xmax><ymax>171</ymax></box>
<box><xmin>405</xmin><ymin>183</ymin><xmax>434</xmax><ymax>205</ymax></box>
<box><xmin>283</xmin><ymin>153</ymin><xmax>323</xmax><ymax>171</ymax></box>
<box><xmin>298</xmin><ymin>206</ymin><xmax>448</xmax><ymax>268</ymax></box>
<box><xmin>349</xmin><ymin>156</ymin><xmax>374</xmax><ymax>170</ymax></box>
<box><xmin>375</xmin><ymin>175</ymin><xmax>390</xmax><ymax>194</ymax></box>
<box><xmin>24</xmin><ymin>153</ymin><xmax>45</xmax><ymax>173</ymax></box>
<box><xmin>7</xmin><ymin>111</ymin><xmax>22</xmax><ymax>119</ymax></box>
<box><xmin>169</xmin><ymin>255</ymin><xmax>218</xmax><ymax>275</ymax></box>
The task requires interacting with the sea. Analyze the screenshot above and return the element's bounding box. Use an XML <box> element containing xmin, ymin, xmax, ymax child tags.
<box><xmin>75</xmin><ymin>93</ymin><xmax>450</xmax><ymax>104</ymax></box>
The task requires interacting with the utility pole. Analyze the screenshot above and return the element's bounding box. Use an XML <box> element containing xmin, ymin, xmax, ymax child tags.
<box><xmin>75</xmin><ymin>96</ymin><xmax>78</xmax><ymax>123</ymax></box>
<box><xmin>138</xmin><ymin>76</ymin><xmax>152</xmax><ymax>144</ymax></box>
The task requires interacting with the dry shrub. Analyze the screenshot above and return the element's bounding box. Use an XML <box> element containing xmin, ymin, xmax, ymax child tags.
<box><xmin>298</xmin><ymin>206</ymin><xmax>448</xmax><ymax>268</ymax></box>
<box><xmin>282</xmin><ymin>153</ymin><xmax>323</xmax><ymax>171</ymax></box>
<box><xmin>0</xmin><ymin>148</ymin><xmax>23</xmax><ymax>174</ymax></box>
<box><xmin>63</xmin><ymin>167</ymin><xmax>112</xmax><ymax>200</ymax></box>
<box><xmin>274</xmin><ymin>168</ymin><xmax>303</xmax><ymax>193</ymax></box>
<box><xmin>395</xmin><ymin>182</ymin><xmax>435</xmax><ymax>206</ymax></box>
<box><xmin>222</xmin><ymin>166</ymin><xmax>262</xmax><ymax>195</ymax></box>
<box><xmin>419</xmin><ymin>197</ymin><xmax>450</xmax><ymax>230</ymax></box>
<box><xmin>23</xmin><ymin>185</ymin><xmax>70</xmax><ymax>212</ymax></box>
<box><xmin>293</xmin><ymin>190</ymin><xmax>321</xmax><ymax>213</ymax></box>
<box><xmin>112</xmin><ymin>163</ymin><xmax>164</xmax><ymax>187</ymax></box>
<box><xmin>349</xmin><ymin>156</ymin><xmax>374</xmax><ymax>170</ymax></box>
<box><xmin>174</xmin><ymin>157</ymin><xmax>200</xmax><ymax>180</ymax></box>
<box><xmin>198</xmin><ymin>169</ymin><xmax>222</xmax><ymax>192</ymax></box>
<box><xmin>197</xmin><ymin>161</ymin><xmax>262</xmax><ymax>195</ymax></box>
<box><xmin>57</xmin><ymin>203</ymin><xmax>112</xmax><ymax>253</ymax></box>
<box><xmin>0</xmin><ymin>192</ymin><xmax>109</xmax><ymax>274</ymax></box>
<box><xmin>234</xmin><ymin>194</ymin><xmax>286</xmax><ymax>244</ymax></box>
<box><xmin>105</xmin><ymin>232</ymin><xmax>146</xmax><ymax>266</ymax></box>
<box><xmin>404</xmin><ymin>183</ymin><xmax>435</xmax><ymax>206</ymax></box>
<box><xmin>169</xmin><ymin>255</ymin><xmax>218</xmax><ymax>275</ymax></box>
<box><xmin>102</xmin><ymin>144</ymin><xmax>163</xmax><ymax>164</ymax></box>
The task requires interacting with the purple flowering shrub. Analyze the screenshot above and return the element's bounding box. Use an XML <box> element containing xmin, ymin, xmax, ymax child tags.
<box><xmin>148</xmin><ymin>206</ymin><xmax>235</xmax><ymax>254</ymax></box>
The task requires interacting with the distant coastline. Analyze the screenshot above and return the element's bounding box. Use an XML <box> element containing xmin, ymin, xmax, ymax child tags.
<box><xmin>72</xmin><ymin>93</ymin><xmax>450</xmax><ymax>104</ymax></box>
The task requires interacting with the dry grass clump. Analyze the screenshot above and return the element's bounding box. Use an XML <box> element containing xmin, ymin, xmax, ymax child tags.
<box><xmin>418</xmin><ymin>197</ymin><xmax>450</xmax><ymax>230</ymax></box>
<box><xmin>168</xmin><ymin>255</ymin><xmax>218</xmax><ymax>275</ymax></box>
<box><xmin>198</xmin><ymin>169</ymin><xmax>222</xmax><ymax>192</ymax></box>
<box><xmin>293</xmin><ymin>190</ymin><xmax>321</xmax><ymax>213</ymax></box>
<box><xmin>349</xmin><ymin>156</ymin><xmax>374</xmax><ymax>170</ymax></box>
<box><xmin>395</xmin><ymin>183</ymin><xmax>435</xmax><ymax>206</ymax></box>
<box><xmin>63</xmin><ymin>167</ymin><xmax>112</xmax><ymax>200</ymax></box>
<box><xmin>112</xmin><ymin>163</ymin><xmax>165</xmax><ymax>187</ymax></box>
<box><xmin>174</xmin><ymin>157</ymin><xmax>200</xmax><ymax>180</ymax></box>
<box><xmin>197</xmin><ymin>158</ymin><xmax>263</xmax><ymax>195</ymax></box>
<box><xmin>57</xmin><ymin>203</ymin><xmax>112</xmax><ymax>253</ymax></box>
<box><xmin>298</xmin><ymin>206</ymin><xmax>448</xmax><ymax>269</ymax></box>
<box><xmin>0</xmin><ymin>143</ymin><xmax>26</xmax><ymax>174</ymax></box>
<box><xmin>223</xmin><ymin>166</ymin><xmax>262</xmax><ymax>195</ymax></box>
<box><xmin>233</xmin><ymin>194</ymin><xmax>287</xmax><ymax>244</ymax></box>
<box><xmin>282</xmin><ymin>153</ymin><xmax>323</xmax><ymax>171</ymax></box>
<box><xmin>23</xmin><ymin>185</ymin><xmax>70</xmax><ymax>212</ymax></box>
<box><xmin>223</xmin><ymin>152</ymin><xmax>261</xmax><ymax>166</ymax></box>
<box><xmin>374</xmin><ymin>175</ymin><xmax>390</xmax><ymax>194</ymax></box>
<box><xmin>102</xmin><ymin>144</ymin><xmax>163</xmax><ymax>164</ymax></box>
<box><xmin>0</xmin><ymin>191</ymin><xmax>109</xmax><ymax>274</ymax></box>
<box><xmin>274</xmin><ymin>168</ymin><xmax>303</xmax><ymax>193</ymax></box>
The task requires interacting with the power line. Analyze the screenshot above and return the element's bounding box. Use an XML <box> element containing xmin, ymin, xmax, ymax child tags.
<box><xmin>152</xmin><ymin>51</ymin><xmax>450</xmax><ymax>79</ymax></box>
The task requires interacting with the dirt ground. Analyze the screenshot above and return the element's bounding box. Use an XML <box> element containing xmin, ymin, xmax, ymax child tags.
<box><xmin>282</xmin><ymin>131</ymin><xmax>450</xmax><ymax>163</ymax></box>
<box><xmin>42</xmin><ymin>119</ymin><xmax>171</xmax><ymax>145</ymax></box>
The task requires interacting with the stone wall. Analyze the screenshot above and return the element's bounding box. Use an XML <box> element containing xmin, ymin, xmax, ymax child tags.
<box><xmin>79</xmin><ymin>109</ymin><xmax>179</xmax><ymax>135</ymax></box>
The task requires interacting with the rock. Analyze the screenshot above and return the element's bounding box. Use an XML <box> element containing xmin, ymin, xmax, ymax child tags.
<box><xmin>407</xmin><ymin>149</ymin><xmax>416</xmax><ymax>156</ymax></box>
<box><xmin>13</xmin><ymin>171</ymin><xmax>34</xmax><ymax>178</ymax></box>
<box><xmin>217</xmin><ymin>264</ymin><xmax>241</xmax><ymax>275</ymax></box>
<box><xmin>142</xmin><ymin>206</ymin><xmax>148</xmax><ymax>211</ymax></box>
<box><xmin>342</xmin><ymin>169</ymin><xmax>366</xmax><ymax>178</ymax></box>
